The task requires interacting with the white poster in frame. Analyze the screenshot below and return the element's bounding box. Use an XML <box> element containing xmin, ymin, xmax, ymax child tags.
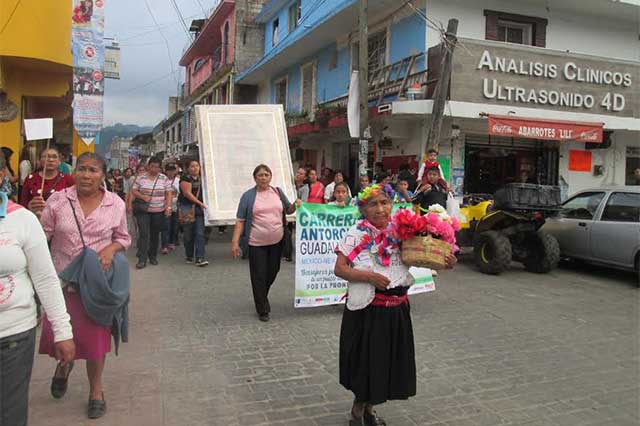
<box><xmin>195</xmin><ymin>105</ymin><xmax>297</xmax><ymax>225</ymax></box>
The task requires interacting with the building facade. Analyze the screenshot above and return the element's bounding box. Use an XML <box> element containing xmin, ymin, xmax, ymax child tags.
<box><xmin>178</xmin><ymin>0</ymin><xmax>267</xmax><ymax>157</ymax></box>
<box><xmin>108</xmin><ymin>137</ymin><xmax>132</xmax><ymax>170</ymax></box>
<box><xmin>236</xmin><ymin>0</ymin><xmax>639</xmax><ymax>196</ymax></box>
<box><xmin>0</xmin><ymin>0</ymin><xmax>95</xmax><ymax>173</ymax></box>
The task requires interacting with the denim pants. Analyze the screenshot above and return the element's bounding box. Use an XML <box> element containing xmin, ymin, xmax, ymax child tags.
<box><xmin>182</xmin><ymin>206</ymin><xmax>206</xmax><ymax>260</ymax></box>
<box><xmin>0</xmin><ymin>328</ymin><xmax>36</xmax><ymax>426</ymax></box>
<box><xmin>161</xmin><ymin>211</ymin><xmax>178</xmax><ymax>247</ymax></box>
<box><xmin>135</xmin><ymin>211</ymin><xmax>165</xmax><ymax>262</ymax></box>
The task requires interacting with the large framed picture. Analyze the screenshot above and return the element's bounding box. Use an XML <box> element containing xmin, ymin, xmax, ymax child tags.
<box><xmin>195</xmin><ymin>105</ymin><xmax>297</xmax><ymax>225</ymax></box>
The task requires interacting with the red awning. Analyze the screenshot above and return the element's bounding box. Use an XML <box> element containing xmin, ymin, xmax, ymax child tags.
<box><xmin>487</xmin><ymin>115</ymin><xmax>603</xmax><ymax>143</ymax></box>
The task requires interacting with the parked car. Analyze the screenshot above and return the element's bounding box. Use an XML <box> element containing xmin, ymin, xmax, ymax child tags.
<box><xmin>542</xmin><ymin>186</ymin><xmax>640</xmax><ymax>285</ymax></box>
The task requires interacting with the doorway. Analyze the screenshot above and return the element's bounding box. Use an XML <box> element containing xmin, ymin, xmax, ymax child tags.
<box><xmin>463</xmin><ymin>134</ymin><xmax>559</xmax><ymax>194</ymax></box>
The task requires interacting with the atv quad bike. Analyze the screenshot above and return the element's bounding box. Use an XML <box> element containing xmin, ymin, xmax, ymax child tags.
<box><xmin>456</xmin><ymin>184</ymin><xmax>561</xmax><ymax>275</ymax></box>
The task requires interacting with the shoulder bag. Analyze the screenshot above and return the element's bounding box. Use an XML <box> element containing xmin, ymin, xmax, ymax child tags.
<box><xmin>178</xmin><ymin>180</ymin><xmax>201</xmax><ymax>224</ymax></box>
<box><xmin>132</xmin><ymin>176</ymin><xmax>159</xmax><ymax>214</ymax></box>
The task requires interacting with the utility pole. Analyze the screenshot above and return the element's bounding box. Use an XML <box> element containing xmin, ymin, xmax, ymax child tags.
<box><xmin>425</xmin><ymin>19</ymin><xmax>458</xmax><ymax>152</ymax></box>
<box><xmin>358</xmin><ymin>0</ymin><xmax>369</xmax><ymax>178</ymax></box>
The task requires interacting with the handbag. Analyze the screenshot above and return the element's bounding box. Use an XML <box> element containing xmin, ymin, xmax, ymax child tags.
<box><xmin>178</xmin><ymin>182</ymin><xmax>200</xmax><ymax>224</ymax></box>
<box><xmin>133</xmin><ymin>176</ymin><xmax>159</xmax><ymax>214</ymax></box>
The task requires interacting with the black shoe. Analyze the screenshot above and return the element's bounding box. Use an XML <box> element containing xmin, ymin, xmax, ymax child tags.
<box><xmin>363</xmin><ymin>410</ymin><xmax>386</xmax><ymax>426</ymax></box>
<box><xmin>135</xmin><ymin>261</ymin><xmax>146</xmax><ymax>269</ymax></box>
<box><xmin>195</xmin><ymin>259</ymin><xmax>209</xmax><ymax>267</ymax></box>
<box><xmin>258</xmin><ymin>314</ymin><xmax>270</xmax><ymax>322</ymax></box>
<box><xmin>149</xmin><ymin>258</ymin><xmax>158</xmax><ymax>266</ymax></box>
<box><xmin>185</xmin><ymin>258</ymin><xmax>194</xmax><ymax>264</ymax></box>
<box><xmin>87</xmin><ymin>393</ymin><xmax>106</xmax><ymax>419</ymax></box>
<box><xmin>51</xmin><ymin>361</ymin><xmax>74</xmax><ymax>399</ymax></box>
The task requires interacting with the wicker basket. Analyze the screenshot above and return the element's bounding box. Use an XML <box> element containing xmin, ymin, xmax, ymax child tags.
<box><xmin>401</xmin><ymin>235</ymin><xmax>452</xmax><ymax>270</ymax></box>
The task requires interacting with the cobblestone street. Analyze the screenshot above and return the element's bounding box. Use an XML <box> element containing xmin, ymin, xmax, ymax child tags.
<box><xmin>28</xmin><ymin>235</ymin><xmax>639</xmax><ymax>426</ymax></box>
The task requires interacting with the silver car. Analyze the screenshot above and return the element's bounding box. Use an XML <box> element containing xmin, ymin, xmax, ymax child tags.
<box><xmin>542</xmin><ymin>186</ymin><xmax>640</xmax><ymax>283</ymax></box>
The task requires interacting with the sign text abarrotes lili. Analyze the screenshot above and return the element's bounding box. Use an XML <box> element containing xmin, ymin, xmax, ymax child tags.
<box><xmin>478</xmin><ymin>50</ymin><xmax>632</xmax><ymax>112</ymax></box>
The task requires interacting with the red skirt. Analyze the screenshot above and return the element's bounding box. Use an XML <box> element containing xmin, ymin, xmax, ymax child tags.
<box><xmin>39</xmin><ymin>288</ymin><xmax>111</xmax><ymax>361</ymax></box>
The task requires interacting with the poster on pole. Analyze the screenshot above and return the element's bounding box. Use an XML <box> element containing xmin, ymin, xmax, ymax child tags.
<box><xmin>295</xmin><ymin>203</ymin><xmax>435</xmax><ymax>308</ymax></box>
<box><xmin>71</xmin><ymin>0</ymin><xmax>105</xmax><ymax>145</ymax></box>
<box><xmin>195</xmin><ymin>105</ymin><xmax>297</xmax><ymax>225</ymax></box>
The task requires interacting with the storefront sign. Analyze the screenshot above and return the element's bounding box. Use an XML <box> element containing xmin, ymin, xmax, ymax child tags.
<box><xmin>488</xmin><ymin>115</ymin><xmax>603</xmax><ymax>142</ymax></box>
<box><xmin>295</xmin><ymin>203</ymin><xmax>432</xmax><ymax>308</ymax></box>
<box><xmin>449</xmin><ymin>39</ymin><xmax>639</xmax><ymax>118</ymax></box>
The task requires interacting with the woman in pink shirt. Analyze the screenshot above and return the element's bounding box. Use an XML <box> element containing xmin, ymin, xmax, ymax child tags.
<box><xmin>39</xmin><ymin>152</ymin><xmax>131</xmax><ymax>419</ymax></box>
<box><xmin>231</xmin><ymin>164</ymin><xmax>300</xmax><ymax>322</ymax></box>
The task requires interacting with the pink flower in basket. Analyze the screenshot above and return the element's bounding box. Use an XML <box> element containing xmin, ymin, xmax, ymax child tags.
<box><xmin>391</xmin><ymin>206</ymin><xmax>460</xmax><ymax>248</ymax></box>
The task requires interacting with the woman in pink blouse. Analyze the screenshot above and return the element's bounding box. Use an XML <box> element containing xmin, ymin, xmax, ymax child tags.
<box><xmin>39</xmin><ymin>152</ymin><xmax>131</xmax><ymax>419</ymax></box>
<box><xmin>231</xmin><ymin>164</ymin><xmax>300</xmax><ymax>321</ymax></box>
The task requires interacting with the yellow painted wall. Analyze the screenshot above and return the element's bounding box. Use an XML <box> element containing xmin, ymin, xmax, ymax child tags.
<box><xmin>0</xmin><ymin>0</ymin><xmax>72</xmax><ymax>67</ymax></box>
<box><xmin>0</xmin><ymin>0</ymin><xmax>93</xmax><ymax>172</ymax></box>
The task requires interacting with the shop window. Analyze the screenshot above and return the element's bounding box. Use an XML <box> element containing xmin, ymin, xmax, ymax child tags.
<box><xmin>601</xmin><ymin>193</ymin><xmax>640</xmax><ymax>223</ymax></box>
<box><xmin>275</xmin><ymin>78</ymin><xmax>287</xmax><ymax>111</ymax></box>
<box><xmin>272</xmin><ymin>18</ymin><xmax>279</xmax><ymax>46</ymax></box>
<box><xmin>561</xmin><ymin>192</ymin><xmax>605</xmax><ymax>220</ymax></box>
<box><xmin>288</xmin><ymin>0</ymin><xmax>302</xmax><ymax>32</ymax></box>
<box><xmin>484</xmin><ymin>10</ymin><xmax>547</xmax><ymax>47</ymax></box>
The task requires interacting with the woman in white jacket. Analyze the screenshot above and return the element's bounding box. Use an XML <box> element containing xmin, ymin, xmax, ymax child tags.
<box><xmin>0</xmin><ymin>155</ymin><xmax>75</xmax><ymax>425</ymax></box>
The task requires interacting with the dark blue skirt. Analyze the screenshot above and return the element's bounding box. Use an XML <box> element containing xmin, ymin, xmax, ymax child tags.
<box><xmin>339</xmin><ymin>287</ymin><xmax>416</xmax><ymax>405</ymax></box>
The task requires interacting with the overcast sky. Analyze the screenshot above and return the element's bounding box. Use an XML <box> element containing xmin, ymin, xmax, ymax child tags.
<box><xmin>103</xmin><ymin>0</ymin><xmax>223</xmax><ymax>127</ymax></box>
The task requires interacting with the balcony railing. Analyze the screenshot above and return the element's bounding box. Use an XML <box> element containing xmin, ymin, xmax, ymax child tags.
<box><xmin>321</xmin><ymin>53</ymin><xmax>429</xmax><ymax>109</ymax></box>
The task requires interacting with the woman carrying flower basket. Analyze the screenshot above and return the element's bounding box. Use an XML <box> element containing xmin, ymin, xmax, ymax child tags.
<box><xmin>334</xmin><ymin>184</ymin><xmax>457</xmax><ymax>425</ymax></box>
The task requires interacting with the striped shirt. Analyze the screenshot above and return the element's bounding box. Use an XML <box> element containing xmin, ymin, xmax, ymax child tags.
<box><xmin>132</xmin><ymin>173</ymin><xmax>172</xmax><ymax>213</ymax></box>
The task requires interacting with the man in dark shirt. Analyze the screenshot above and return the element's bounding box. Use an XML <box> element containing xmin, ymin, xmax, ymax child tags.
<box><xmin>412</xmin><ymin>166</ymin><xmax>448</xmax><ymax>212</ymax></box>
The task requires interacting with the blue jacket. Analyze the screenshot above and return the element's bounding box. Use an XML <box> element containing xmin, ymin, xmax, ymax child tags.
<box><xmin>59</xmin><ymin>249</ymin><xmax>130</xmax><ymax>355</ymax></box>
<box><xmin>236</xmin><ymin>186</ymin><xmax>291</xmax><ymax>252</ymax></box>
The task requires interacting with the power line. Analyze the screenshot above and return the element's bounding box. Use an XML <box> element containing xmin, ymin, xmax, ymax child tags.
<box><xmin>109</xmin><ymin>71</ymin><xmax>175</xmax><ymax>94</ymax></box>
<box><xmin>193</xmin><ymin>0</ymin><xmax>207</xmax><ymax>17</ymax></box>
<box><xmin>0</xmin><ymin>0</ymin><xmax>22</xmax><ymax>35</ymax></box>
<box><xmin>143</xmin><ymin>0</ymin><xmax>180</xmax><ymax>85</ymax></box>
<box><xmin>169</xmin><ymin>0</ymin><xmax>193</xmax><ymax>40</ymax></box>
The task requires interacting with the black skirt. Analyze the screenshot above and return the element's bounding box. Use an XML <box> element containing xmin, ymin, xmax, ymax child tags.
<box><xmin>339</xmin><ymin>287</ymin><xmax>416</xmax><ymax>405</ymax></box>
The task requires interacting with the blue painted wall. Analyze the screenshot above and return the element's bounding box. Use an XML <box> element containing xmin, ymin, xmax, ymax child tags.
<box><xmin>255</xmin><ymin>2</ymin><xmax>428</xmax><ymax>111</ymax></box>
<box><xmin>316</xmin><ymin>43</ymin><xmax>351</xmax><ymax>103</ymax></box>
<box><xmin>264</xmin><ymin>6</ymin><xmax>290</xmax><ymax>52</ymax></box>
<box><xmin>390</xmin><ymin>11</ymin><xmax>426</xmax><ymax>70</ymax></box>
<box><xmin>262</xmin><ymin>0</ymin><xmax>356</xmax><ymax>54</ymax></box>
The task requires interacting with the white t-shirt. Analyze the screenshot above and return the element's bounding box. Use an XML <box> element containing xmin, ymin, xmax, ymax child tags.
<box><xmin>336</xmin><ymin>222</ymin><xmax>413</xmax><ymax>311</ymax></box>
<box><xmin>324</xmin><ymin>181</ymin><xmax>352</xmax><ymax>203</ymax></box>
<box><xmin>0</xmin><ymin>205</ymin><xmax>72</xmax><ymax>342</ymax></box>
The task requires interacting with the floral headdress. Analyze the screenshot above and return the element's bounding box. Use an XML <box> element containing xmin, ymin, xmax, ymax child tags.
<box><xmin>355</xmin><ymin>183</ymin><xmax>396</xmax><ymax>207</ymax></box>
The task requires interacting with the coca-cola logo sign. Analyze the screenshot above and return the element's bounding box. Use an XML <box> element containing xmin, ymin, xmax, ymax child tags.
<box><xmin>492</xmin><ymin>124</ymin><xmax>512</xmax><ymax>134</ymax></box>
